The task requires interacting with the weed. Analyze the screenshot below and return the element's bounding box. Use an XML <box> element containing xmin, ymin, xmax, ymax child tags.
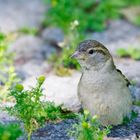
<box><xmin>68</xmin><ymin>110</ymin><xmax>111</xmax><ymax>140</ymax></box>
<box><xmin>7</xmin><ymin>76</ymin><xmax>46</xmax><ymax>140</ymax></box>
<box><xmin>43</xmin><ymin>0</ymin><xmax>122</xmax><ymax>33</ymax></box>
<box><xmin>0</xmin><ymin>32</ymin><xmax>19</xmax><ymax>102</ymax></box>
<box><xmin>123</xmin><ymin>110</ymin><xmax>138</xmax><ymax>125</ymax></box>
<box><xmin>117</xmin><ymin>47</ymin><xmax>140</xmax><ymax>60</ymax></box>
<box><xmin>18</xmin><ymin>27</ymin><xmax>38</xmax><ymax>36</ymax></box>
<box><xmin>56</xmin><ymin>24</ymin><xmax>82</xmax><ymax>70</ymax></box>
<box><xmin>7</xmin><ymin>76</ymin><xmax>76</xmax><ymax>140</ymax></box>
<box><xmin>133</xmin><ymin>100</ymin><xmax>140</xmax><ymax>106</ymax></box>
<box><xmin>0</xmin><ymin>123</ymin><xmax>22</xmax><ymax>140</ymax></box>
<box><xmin>130</xmin><ymin>80</ymin><xmax>137</xmax><ymax>86</ymax></box>
<box><xmin>44</xmin><ymin>102</ymin><xmax>76</xmax><ymax>121</ymax></box>
<box><xmin>44</xmin><ymin>0</ymin><xmax>140</xmax><ymax>33</ymax></box>
<box><xmin>48</xmin><ymin>20</ymin><xmax>82</xmax><ymax>74</ymax></box>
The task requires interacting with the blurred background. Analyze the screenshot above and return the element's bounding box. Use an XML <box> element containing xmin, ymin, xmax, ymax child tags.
<box><xmin>0</xmin><ymin>1</ymin><xmax>140</xmax><ymax>139</ymax></box>
<box><xmin>0</xmin><ymin>0</ymin><xmax>140</xmax><ymax>109</ymax></box>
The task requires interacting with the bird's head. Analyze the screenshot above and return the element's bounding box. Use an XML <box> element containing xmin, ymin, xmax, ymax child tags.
<box><xmin>71</xmin><ymin>40</ymin><xmax>114</xmax><ymax>70</ymax></box>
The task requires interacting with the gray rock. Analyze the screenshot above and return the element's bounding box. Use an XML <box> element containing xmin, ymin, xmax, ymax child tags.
<box><xmin>0</xmin><ymin>0</ymin><xmax>46</xmax><ymax>33</ymax></box>
<box><xmin>16</xmin><ymin>60</ymin><xmax>51</xmax><ymax>79</ymax></box>
<box><xmin>41</xmin><ymin>27</ymin><xmax>64</xmax><ymax>45</ymax></box>
<box><xmin>41</xmin><ymin>43</ymin><xmax>58</xmax><ymax>59</ymax></box>
<box><xmin>22</xmin><ymin>72</ymin><xmax>81</xmax><ymax>112</ymax></box>
<box><xmin>90</xmin><ymin>20</ymin><xmax>140</xmax><ymax>44</ymax></box>
<box><xmin>9</xmin><ymin>35</ymin><xmax>45</xmax><ymax>62</ymax></box>
<box><xmin>10</xmin><ymin>35</ymin><xmax>57</xmax><ymax>63</ymax></box>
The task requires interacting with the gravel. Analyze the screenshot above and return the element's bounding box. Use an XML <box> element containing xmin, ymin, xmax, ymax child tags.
<box><xmin>2</xmin><ymin>105</ymin><xmax>140</xmax><ymax>140</ymax></box>
<box><xmin>31</xmin><ymin>119</ymin><xmax>77</xmax><ymax>140</ymax></box>
<box><xmin>18</xmin><ymin>106</ymin><xmax>140</xmax><ymax>140</ymax></box>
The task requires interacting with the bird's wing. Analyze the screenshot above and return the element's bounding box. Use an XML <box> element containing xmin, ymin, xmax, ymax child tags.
<box><xmin>116</xmin><ymin>69</ymin><xmax>131</xmax><ymax>87</ymax></box>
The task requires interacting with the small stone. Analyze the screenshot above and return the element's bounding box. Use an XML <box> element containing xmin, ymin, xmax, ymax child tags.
<box><xmin>9</xmin><ymin>35</ymin><xmax>45</xmax><ymax>62</ymax></box>
<box><xmin>41</xmin><ymin>27</ymin><xmax>64</xmax><ymax>45</ymax></box>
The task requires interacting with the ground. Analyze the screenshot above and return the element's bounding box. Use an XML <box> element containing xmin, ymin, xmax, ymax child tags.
<box><xmin>0</xmin><ymin>0</ymin><xmax>140</xmax><ymax>140</ymax></box>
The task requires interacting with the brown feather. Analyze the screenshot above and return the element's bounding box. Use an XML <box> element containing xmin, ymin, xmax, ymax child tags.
<box><xmin>116</xmin><ymin>69</ymin><xmax>131</xmax><ymax>87</ymax></box>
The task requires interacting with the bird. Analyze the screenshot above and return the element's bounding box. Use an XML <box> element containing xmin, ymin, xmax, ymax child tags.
<box><xmin>71</xmin><ymin>40</ymin><xmax>132</xmax><ymax>126</ymax></box>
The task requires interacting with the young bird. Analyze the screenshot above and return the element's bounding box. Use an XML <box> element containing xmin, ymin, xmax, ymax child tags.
<box><xmin>71</xmin><ymin>40</ymin><xmax>132</xmax><ymax>126</ymax></box>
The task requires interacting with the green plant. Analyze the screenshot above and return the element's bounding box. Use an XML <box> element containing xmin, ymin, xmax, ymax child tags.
<box><xmin>69</xmin><ymin>110</ymin><xmax>110</xmax><ymax>140</ymax></box>
<box><xmin>7</xmin><ymin>76</ymin><xmax>76</xmax><ymax>140</ymax></box>
<box><xmin>0</xmin><ymin>123</ymin><xmax>22</xmax><ymax>140</ymax></box>
<box><xmin>44</xmin><ymin>0</ymin><xmax>140</xmax><ymax>33</ymax></box>
<box><xmin>49</xmin><ymin>20</ymin><xmax>83</xmax><ymax>74</ymax></box>
<box><xmin>18</xmin><ymin>27</ymin><xmax>38</xmax><ymax>36</ymax></box>
<box><xmin>57</xmin><ymin>22</ymin><xmax>82</xmax><ymax>69</ymax></box>
<box><xmin>43</xmin><ymin>0</ymin><xmax>123</xmax><ymax>33</ymax></box>
<box><xmin>123</xmin><ymin>110</ymin><xmax>138</xmax><ymax>125</ymax></box>
<box><xmin>133</xmin><ymin>100</ymin><xmax>140</xmax><ymax>106</ymax></box>
<box><xmin>116</xmin><ymin>48</ymin><xmax>129</xmax><ymax>57</ymax></box>
<box><xmin>130</xmin><ymin>80</ymin><xmax>137</xmax><ymax>86</ymax></box>
<box><xmin>7</xmin><ymin>76</ymin><xmax>48</xmax><ymax>140</ymax></box>
<box><xmin>128</xmin><ymin>47</ymin><xmax>140</xmax><ymax>60</ymax></box>
<box><xmin>0</xmin><ymin>32</ymin><xmax>19</xmax><ymax>102</ymax></box>
<box><xmin>124</xmin><ymin>0</ymin><xmax>140</xmax><ymax>5</ymax></box>
<box><xmin>117</xmin><ymin>47</ymin><xmax>140</xmax><ymax>60</ymax></box>
<box><xmin>133</xmin><ymin>16</ymin><xmax>140</xmax><ymax>26</ymax></box>
<box><xmin>44</xmin><ymin>102</ymin><xmax>76</xmax><ymax>121</ymax></box>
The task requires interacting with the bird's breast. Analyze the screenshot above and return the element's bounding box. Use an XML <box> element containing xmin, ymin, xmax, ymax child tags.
<box><xmin>79</xmin><ymin>71</ymin><xmax>110</xmax><ymax>93</ymax></box>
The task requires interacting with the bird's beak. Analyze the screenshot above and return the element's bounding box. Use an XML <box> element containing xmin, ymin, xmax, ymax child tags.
<box><xmin>71</xmin><ymin>51</ymin><xmax>80</xmax><ymax>59</ymax></box>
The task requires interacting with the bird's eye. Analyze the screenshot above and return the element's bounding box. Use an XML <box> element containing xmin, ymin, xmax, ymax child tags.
<box><xmin>88</xmin><ymin>49</ymin><xmax>94</xmax><ymax>54</ymax></box>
